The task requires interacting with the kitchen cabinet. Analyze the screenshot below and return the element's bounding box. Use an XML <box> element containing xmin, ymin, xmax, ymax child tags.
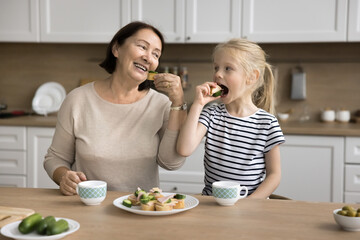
<box><xmin>348</xmin><ymin>0</ymin><xmax>360</xmax><ymax>41</ymax></box>
<box><xmin>344</xmin><ymin>137</ymin><xmax>360</xmax><ymax>203</ymax></box>
<box><xmin>0</xmin><ymin>126</ymin><xmax>57</xmax><ymax>188</ymax></box>
<box><xmin>242</xmin><ymin>0</ymin><xmax>348</xmax><ymax>43</ymax></box>
<box><xmin>27</xmin><ymin>127</ymin><xmax>57</xmax><ymax>188</ymax></box>
<box><xmin>274</xmin><ymin>135</ymin><xmax>344</xmax><ymax>202</ymax></box>
<box><xmin>39</xmin><ymin>0</ymin><xmax>130</xmax><ymax>43</ymax></box>
<box><xmin>131</xmin><ymin>0</ymin><xmax>241</xmax><ymax>43</ymax></box>
<box><xmin>159</xmin><ymin>138</ymin><xmax>205</xmax><ymax>194</ymax></box>
<box><xmin>0</xmin><ymin>126</ymin><xmax>27</xmax><ymax>187</ymax></box>
<box><xmin>0</xmin><ymin>0</ymin><xmax>40</xmax><ymax>42</ymax></box>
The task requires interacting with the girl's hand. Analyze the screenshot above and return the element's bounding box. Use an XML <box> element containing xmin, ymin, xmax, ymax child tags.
<box><xmin>154</xmin><ymin>73</ymin><xmax>184</xmax><ymax>106</ymax></box>
<box><xmin>59</xmin><ymin>170</ymin><xmax>87</xmax><ymax>196</ymax></box>
<box><xmin>193</xmin><ymin>82</ymin><xmax>220</xmax><ymax>107</ymax></box>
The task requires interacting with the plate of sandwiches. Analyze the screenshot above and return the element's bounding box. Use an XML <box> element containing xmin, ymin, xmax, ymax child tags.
<box><xmin>113</xmin><ymin>187</ymin><xmax>199</xmax><ymax>216</ymax></box>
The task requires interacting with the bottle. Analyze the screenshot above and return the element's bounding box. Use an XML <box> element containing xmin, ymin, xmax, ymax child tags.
<box><xmin>163</xmin><ymin>66</ymin><xmax>169</xmax><ymax>73</ymax></box>
<box><xmin>180</xmin><ymin>66</ymin><xmax>189</xmax><ymax>89</ymax></box>
<box><xmin>172</xmin><ymin>66</ymin><xmax>178</xmax><ymax>75</ymax></box>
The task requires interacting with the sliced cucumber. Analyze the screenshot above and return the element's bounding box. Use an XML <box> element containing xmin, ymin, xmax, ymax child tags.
<box><xmin>212</xmin><ymin>90</ymin><xmax>222</xmax><ymax>97</ymax></box>
<box><xmin>140</xmin><ymin>197</ymin><xmax>150</xmax><ymax>204</ymax></box>
<box><xmin>174</xmin><ymin>194</ymin><xmax>186</xmax><ymax>199</ymax></box>
<box><xmin>122</xmin><ymin>199</ymin><xmax>132</xmax><ymax>208</ymax></box>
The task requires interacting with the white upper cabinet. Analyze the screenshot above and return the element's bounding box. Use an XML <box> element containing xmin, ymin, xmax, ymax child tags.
<box><xmin>185</xmin><ymin>0</ymin><xmax>241</xmax><ymax>43</ymax></box>
<box><xmin>131</xmin><ymin>0</ymin><xmax>185</xmax><ymax>43</ymax></box>
<box><xmin>39</xmin><ymin>0</ymin><xmax>130</xmax><ymax>43</ymax></box>
<box><xmin>242</xmin><ymin>0</ymin><xmax>348</xmax><ymax>43</ymax></box>
<box><xmin>131</xmin><ymin>0</ymin><xmax>241</xmax><ymax>43</ymax></box>
<box><xmin>348</xmin><ymin>0</ymin><xmax>360</xmax><ymax>41</ymax></box>
<box><xmin>0</xmin><ymin>0</ymin><xmax>40</xmax><ymax>42</ymax></box>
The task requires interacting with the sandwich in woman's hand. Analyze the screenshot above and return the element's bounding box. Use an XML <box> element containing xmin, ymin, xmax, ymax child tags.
<box><xmin>147</xmin><ymin>71</ymin><xmax>158</xmax><ymax>80</ymax></box>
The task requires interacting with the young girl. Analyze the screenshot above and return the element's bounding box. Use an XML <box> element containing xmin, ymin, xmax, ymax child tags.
<box><xmin>177</xmin><ymin>39</ymin><xmax>285</xmax><ymax>199</ymax></box>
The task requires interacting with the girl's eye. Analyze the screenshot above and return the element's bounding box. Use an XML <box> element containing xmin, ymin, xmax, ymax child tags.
<box><xmin>225</xmin><ymin>66</ymin><xmax>232</xmax><ymax>71</ymax></box>
<box><xmin>214</xmin><ymin>66</ymin><xmax>219</xmax><ymax>72</ymax></box>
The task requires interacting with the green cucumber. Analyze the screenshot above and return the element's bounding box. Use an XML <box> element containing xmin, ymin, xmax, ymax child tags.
<box><xmin>140</xmin><ymin>197</ymin><xmax>150</xmax><ymax>204</ymax></box>
<box><xmin>36</xmin><ymin>216</ymin><xmax>56</xmax><ymax>235</ymax></box>
<box><xmin>122</xmin><ymin>199</ymin><xmax>132</xmax><ymax>208</ymax></box>
<box><xmin>46</xmin><ymin>219</ymin><xmax>69</xmax><ymax>235</ymax></box>
<box><xmin>18</xmin><ymin>213</ymin><xmax>43</xmax><ymax>234</ymax></box>
<box><xmin>212</xmin><ymin>90</ymin><xmax>222</xmax><ymax>97</ymax></box>
<box><xmin>174</xmin><ymin>194</ymin><xmax>186</xmax><ymax>199</ymax></box>
<box><xmin>134</xmin><ymin>189</ymin><xmax>145</xmax><ymax>197</ymax></box>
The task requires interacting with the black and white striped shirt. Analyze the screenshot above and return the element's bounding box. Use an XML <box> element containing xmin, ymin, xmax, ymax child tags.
<box><xmin>199</xmin><ymin>104</ymin><xmax>285</xmax><ymax>196</ymax></box>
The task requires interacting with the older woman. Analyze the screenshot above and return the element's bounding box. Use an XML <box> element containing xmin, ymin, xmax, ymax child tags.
<box><xmin>44</xmin><ymin>22</ymin><xmax>187</xmax><ymax>195</ymax></box>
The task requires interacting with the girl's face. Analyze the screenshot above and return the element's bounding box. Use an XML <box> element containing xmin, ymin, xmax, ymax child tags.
<box><xmin>113</xmin><ymin>28</ymin><xmax>162</xmax><ymax>84</ymax></box>
<box><xmin>213</xmin><ymin>49</ymin><xmax>252</xmax><ymax>105</ymax></box>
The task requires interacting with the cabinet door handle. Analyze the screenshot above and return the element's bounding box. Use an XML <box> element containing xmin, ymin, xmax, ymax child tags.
<box><xmin>186</xmin><ymin>36</ymin><xmax>191</xmax><ymax>41</ymax></box>
<box><xmin>172</xmin><ymin>187</ymin><xmax>178</xmax><ymax>191</ymax></box>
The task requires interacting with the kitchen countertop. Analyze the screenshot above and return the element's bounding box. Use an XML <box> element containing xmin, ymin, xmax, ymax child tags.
<box><xmin>0</xmin><ymin>187</ymin><xmax>356</xmax><ymax>240</ymax></box>
<box><xmin>1</xmin><ymin>115</ymin><xmax>360</xmax><ymax>136</ymax></box>
<box><xmin>0</xmin><ymin>114</ymin><xmax>57</xmax><ymax>127</ymax></box>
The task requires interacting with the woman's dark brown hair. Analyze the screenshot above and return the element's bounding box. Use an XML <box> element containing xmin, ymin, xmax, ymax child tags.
<box><xmin>99</xmin><ymin>21</ymin><xmax>165</xmax><ymax>91</ymax></box>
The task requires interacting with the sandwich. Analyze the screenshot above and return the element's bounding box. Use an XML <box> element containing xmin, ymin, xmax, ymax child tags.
<box><xmin>140</xmin><ymin>195</ymin><xmax>157</xmax><ymax>211</ymax></box>
<box><xmin>147</xmin><ymin>71</ymin><xmax>158</xmax><ymax>80</ymax></box>
<box><xmin>155</xmin><ymin>194</ymin><xmax>177</xmax><ymax>211</ymax></box>
<box><xmin>173</xmin><ymin>194</ymin><xmax>186</xmax><ymax>209</ymax></box>
<box><xmin>210</xmin><ymin>84</ymin><xmax>223</xmax><ymax>97</ymax></box>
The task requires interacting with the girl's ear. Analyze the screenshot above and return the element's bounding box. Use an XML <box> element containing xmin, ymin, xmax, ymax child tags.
<box><xmin>112</xmin><ymin>43</ymin><xmax>119</xmax><ymax>58</ymax></box>
<box><xmin>246</xmin><ymin>69</ymin><xmax>260</xmax><ymax>85</ymax></box>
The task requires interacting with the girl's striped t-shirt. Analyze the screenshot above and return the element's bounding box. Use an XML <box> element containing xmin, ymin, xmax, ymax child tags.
<box><xmin>198</xmin><ymin>103</ymin><xmax>285</xmax><ymax>196</ymax></box>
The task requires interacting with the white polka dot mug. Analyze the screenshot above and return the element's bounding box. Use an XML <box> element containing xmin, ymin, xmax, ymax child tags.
<box><xmin>212</xmin><ymin>181</ymin><xmax>248</xmax><ymax>206</ymax></box>
<box><xmin>76</xmin><ymin>180</ymin><xmax>107</xmax><ymax>205</ymax></box>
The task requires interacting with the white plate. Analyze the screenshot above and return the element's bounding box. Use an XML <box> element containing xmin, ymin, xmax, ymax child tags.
<box><xmin>0</xmin><ymin>217</ymin><xmax>80</xmax><ymax>240</ymax></box>
<box><xmin>32</xmin><ymin>82</ymin><xmax>66</xmax><ymax>115</ymax></box>
<box><xmin>113</xmin><ymin>193</ymin><xmax>199</xmax><ymax>216</ymax></box>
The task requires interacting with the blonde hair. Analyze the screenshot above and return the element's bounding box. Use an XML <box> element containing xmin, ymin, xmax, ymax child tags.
<box><xmin>213</xmin><ymin>39</ymin><xmax>276</xmax><ymax>114</ymax></box>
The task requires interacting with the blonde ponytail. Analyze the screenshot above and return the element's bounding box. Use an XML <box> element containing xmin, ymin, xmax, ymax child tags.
<box><xmin>253</xmin><ymin>63</ymin><xmax>275</xmax><ymax>114</ymax></box>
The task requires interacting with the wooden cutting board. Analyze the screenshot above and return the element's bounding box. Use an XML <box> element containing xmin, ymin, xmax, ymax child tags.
<box><xmin>0</xmin><ymin>206</ymin><xmax>35</xmax><ymax>228</ymax></box>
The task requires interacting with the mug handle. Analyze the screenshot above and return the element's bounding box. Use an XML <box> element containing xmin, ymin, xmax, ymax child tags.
<box><xmin>76</xmin><ymin>184</ymin><xmax>79</xmax><ymax>195</ymax></box>
<box><xmin>238</xmin><ymin>186</ymin><xmax>248</xmax><ymax>199</ymax></box>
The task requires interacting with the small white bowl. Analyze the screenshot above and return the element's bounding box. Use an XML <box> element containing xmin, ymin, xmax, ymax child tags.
<box><xmin>333</xmin><ymin>209</ymin><xmax>360</xmax><ymax>231</ymax></box>
<box><xmin>277</xmin><ymin>113</ymin><xmax>289</xmax><ymax>121</ymax></box>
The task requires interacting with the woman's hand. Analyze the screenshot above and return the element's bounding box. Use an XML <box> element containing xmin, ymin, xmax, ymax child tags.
<box><xmin>59</xmin><ymin>170</ymin><xmax>87</xmax><ymax>196</ymax></box>
<box><xmin>193</xmin><ymin>82</ymin><xmax>220</xmax><ymax>107</ymax></box>
<box><xmin>154</xmin><ymin>73</ymin><xmax>184</xmax><ymax>106</ymax></box>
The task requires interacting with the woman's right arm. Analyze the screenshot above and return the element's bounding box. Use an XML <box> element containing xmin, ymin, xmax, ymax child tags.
<box><xmin>44</xmin><ymin>94</ymin><xmax>87</xmax><ymax>195</ymax></box>
<box><xmin>177</xmin><ymin>82</ymin><xmax>218</xmax><ymax>156</ymax></box>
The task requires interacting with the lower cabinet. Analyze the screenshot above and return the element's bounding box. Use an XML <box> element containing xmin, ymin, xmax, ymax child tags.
<box><xmin>27</xmin><ymin>127</ymin><xmax>58</xmax><ymax>188</ymax></box>
<box><xmin>159</xmin><ymin>139</ymin><xmax>205</xmax><ymax>194</ymax></box>
<box><xmin>344</xmin><ymin>137</ymin><xmax>360</xmax><ymax>203</ymax></box>
<box><xmin>0</xmin><ymin>126</ymin><xmax>57</xmax><ymax>188</ymax></box>
<box><xmin>273</xmin><ymin>135</ymin><xmax>344</xmax><ymax>203</ymax></box>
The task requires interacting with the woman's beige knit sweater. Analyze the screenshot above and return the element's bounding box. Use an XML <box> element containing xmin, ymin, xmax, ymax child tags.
<box><xmin>44</xmin><ymin>82</ymin><xmax>185</xmax><ymax>192</ymax></box>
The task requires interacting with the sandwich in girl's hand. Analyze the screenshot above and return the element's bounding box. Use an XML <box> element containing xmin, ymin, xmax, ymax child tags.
<box><xmin>210</xmin><ymin>84</ymin><xmax>223</xmax><ymax>97</ymax></box>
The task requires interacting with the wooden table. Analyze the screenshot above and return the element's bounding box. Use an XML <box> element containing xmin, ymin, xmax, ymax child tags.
<box><xmin>0</xmin><ymin>187</ymin><xmax>358</xmax><ymax>239</ymax></box>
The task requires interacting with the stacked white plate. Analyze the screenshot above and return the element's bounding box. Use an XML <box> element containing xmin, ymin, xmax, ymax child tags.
<box><xmin>32</xmin><ymin>82</ymin><xmax>66</xmax><ymax>115</ymax></box>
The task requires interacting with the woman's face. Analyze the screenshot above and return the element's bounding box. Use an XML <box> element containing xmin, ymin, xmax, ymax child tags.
<box><xmin>113</xmin><ymin>28</ymin><xmax>162</xmax><ymax>83</ymax></box>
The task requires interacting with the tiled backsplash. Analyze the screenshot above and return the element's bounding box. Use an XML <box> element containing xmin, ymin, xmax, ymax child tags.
<box><xmin>0</xmin><ymin>42</ymin><xmax>359</xmax><ymax>122</ymax></box>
